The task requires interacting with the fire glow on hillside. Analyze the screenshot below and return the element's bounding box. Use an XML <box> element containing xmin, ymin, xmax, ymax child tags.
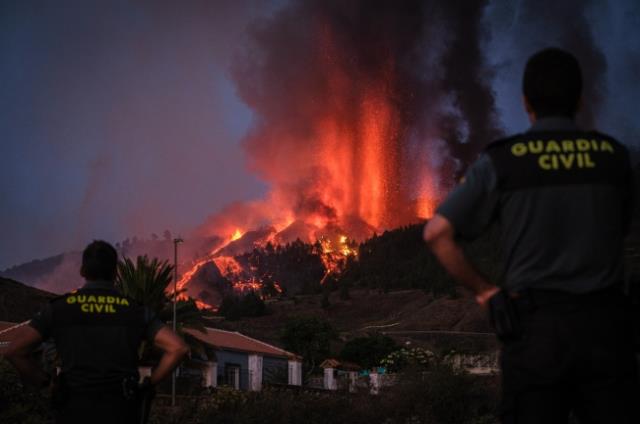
<box><xmin>173</xmin><ymin>1</ymin><xmax>503</xmax><ymax>307</ymax></box>
<box><xmin>177</xmin><ymin>229</ymin><xmax>357</xmax><ymax>310</ymax></box>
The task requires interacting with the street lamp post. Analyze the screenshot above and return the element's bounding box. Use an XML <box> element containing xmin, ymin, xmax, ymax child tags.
<box><xmin>172</xmin><ymin>237</ymin><xmax>183</xmax><ymax>407</ymax></box>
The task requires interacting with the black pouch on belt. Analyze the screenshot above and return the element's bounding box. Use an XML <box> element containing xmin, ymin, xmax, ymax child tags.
<box><xmin>489</xmin><ymin>289</ymin><xmax>523</xmax><ymax>342</ymax></box>
<box><xmin>122</xmin><ymin>375</ymin><xmax>139</xmax><ymax>401</ymax></box>
<box><xmin>50</xmin><ymin>373</ymin><xmax>69</xmax><ymax>411</ymax></box>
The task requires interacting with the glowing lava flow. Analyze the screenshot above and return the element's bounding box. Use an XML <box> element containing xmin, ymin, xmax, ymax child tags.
<box><xmin>176</xmin><ymin>257</ymin><xmax>210</xmax><ymax>294</ymax></box>
<box><xmin>175</xmin><ymin>257</ymin><xmax>214</xmax><ymax>309</ymax></box>
<box><xmin>318</xmin><ymin>234</ymin><xmax>357</xmax><ymax>285</ymax></box>
<box><xmin>231</xmin><ymin>229</ymin><xmax>243</xmax><ymax>241</ymax></box>
<box><xmin>194</xmin><ymin>299</ymin><xmax>216</xmax><ymax>311</ymax></box>
<box><xmin>212</xmin><ymin>256</ymin><xmax>244</xmax><ymax>276</ymax></box>
<box><xmin>232</xmin><ymin>278</ymin><xmax>283</xmax><ymax>295</ymax></box>
<box><xmin>174</xmin><ymin>229</ymin><xmax>246</xmax><ymax>308</ymax></box>
<box><xmin>174</xmin><ymin>227</ymin><xmax>291</xmax><ymax>308</ymax></box>
<box><xmin>175</xmin><ymin>228</ymin><xmax>356</xmax><ymax>307</ymax></box>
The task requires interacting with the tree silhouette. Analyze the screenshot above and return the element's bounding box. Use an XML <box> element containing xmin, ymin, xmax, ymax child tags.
<box><xmin>281</xmin><ymin>316</ymin><xmax>336</xmax><ymax>376</ymax></box>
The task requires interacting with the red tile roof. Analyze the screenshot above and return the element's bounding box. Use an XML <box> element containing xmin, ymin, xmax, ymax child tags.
<box><xmin>0</xmin><ymin>321</ymin><xmax>17</xmax><ymax>330</ymax></box>
<box><xmin>0</xmin><ymin>320</ymin><xmax>28</xmax><ymax>344</ymax></box>
<box><xmin>185</xmin><ymin>327</ymin><xmax>301</xmax><ymax>360</ymax></box>
<box><xmin>320</xmin><ymin>358</ymin><xmax>361</xmax><ymax>371</ymax></box>
<box><xmin>0</xmin><ymin>322</ymin><xmax>302</xmax><ymax>361</ymax></box>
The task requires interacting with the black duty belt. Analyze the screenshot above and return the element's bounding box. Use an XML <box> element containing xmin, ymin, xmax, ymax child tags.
<box><xmin>62</xmin><ymin>375</ymin><xmax>139</xmax><ymax>396</ymax></box>
<box><xmin>512</xmin><ymin>285</ymin><xmax>625</xmax><ymax>311</ymax></box>
<box><xmin>489</xmin><ymin>285</ymin><xmax>627</xmax><ymax>342</ymax></box>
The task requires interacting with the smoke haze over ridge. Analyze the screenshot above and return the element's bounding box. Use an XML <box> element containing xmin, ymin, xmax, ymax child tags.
<box><xmin>1</xmin><ymin>0</ymin><xmax>639</xmax><ymax>274</ymax></box>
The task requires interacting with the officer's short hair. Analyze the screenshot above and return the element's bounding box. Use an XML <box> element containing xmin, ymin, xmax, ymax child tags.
<box><xmin>80</xmin><ymin>240</ymin><xmax>118</xmax><ymax>281</ymax></box>
<box><xmin>523</xmin><ymin>48</ymin><xmax>582</xmax><ymax>118</ymax></box>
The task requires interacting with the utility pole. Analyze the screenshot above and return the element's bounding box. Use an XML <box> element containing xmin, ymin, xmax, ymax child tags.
<box><xmin>172</xmin><ymin>237</ymin><xmax>183</xmax><ymax>407</ymax></box>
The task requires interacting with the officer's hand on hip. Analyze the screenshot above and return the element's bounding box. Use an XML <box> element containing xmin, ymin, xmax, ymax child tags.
<box><xmin>476</xmin><ymin>286</ymin><xmax>500</xmax><ymax>309</ymax></box>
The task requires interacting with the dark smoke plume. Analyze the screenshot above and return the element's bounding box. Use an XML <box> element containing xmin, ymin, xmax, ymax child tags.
<box><xmin>238</xmin><ymin>0</ymin><xmax>501</xmax><ymax>175</ymax></box>
<box><xmin>437</xmin><ymin>1</ymin><xmax>501</xmax><ymax>169</ymax></box>
<box><xmin>208</xmin><ymin>0</ymin><xmax>500</xmax><ymax>235</ymax></box>
<box><xmin>493</xmin><ymin>0</ymin><xmax>607</xmax><ymax>129</ymax></box>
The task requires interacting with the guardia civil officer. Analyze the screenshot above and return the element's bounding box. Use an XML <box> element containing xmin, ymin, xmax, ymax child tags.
<box><xmin>4</xmin><ymin>240</ymin><xmax>189</xmax><ymax>423</ymax></box>
<box><xmin>424</xmin><ymin>48</ymin><xmax>638</xmax><ymax>423</ymax></box>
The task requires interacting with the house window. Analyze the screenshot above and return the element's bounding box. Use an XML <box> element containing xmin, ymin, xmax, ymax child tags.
<box><xmin>225</xmin><ymin>364</ymin><xmax>241</xmax><ymax>389</ymax></box>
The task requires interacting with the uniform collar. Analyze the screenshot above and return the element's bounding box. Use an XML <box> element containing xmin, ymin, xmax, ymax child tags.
<box><xmin>527</xmin><ymin>116</ymin><xmax>580</xmax><ymax>132</ymax></box>
<box><xmin>82</xmin><ymin>279</ymin><xmax>115</xmax><ymax>289</ymax></box>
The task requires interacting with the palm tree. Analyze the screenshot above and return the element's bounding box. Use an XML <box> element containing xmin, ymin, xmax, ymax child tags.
<box><xmin>116</xmin><ymin>256</ymin><xmax>173</xmax><ymax>313</ymax></box>
<box><xmin>115</xmin><ymin>255</ymin><xmax>210</xmax><ymax>359</ymax></box>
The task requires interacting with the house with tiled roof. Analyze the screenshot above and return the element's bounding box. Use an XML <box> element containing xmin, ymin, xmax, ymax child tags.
<box><xmin>0</xmin><ymin>320</ymin><xmax>32</xmax><ymax>349</ymax></box>
<box><xmin>183</xmin><ymin>327</ymin><xmax>302</xmax><ymax>391</ymax></box>
<box><xmin>320</xmin><ymin>358</ymin><xmax>361</xmax><ymax>391</ymax></box>
<box><xmin>1</xmin><ymin>320</ymin><xmax>302</xmax><ymax>392</ymax></box>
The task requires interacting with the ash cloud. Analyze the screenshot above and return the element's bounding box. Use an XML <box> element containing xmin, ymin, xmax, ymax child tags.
<box><xmin>436</xmin><ymin>1</ymin><xmax>502</xmax><ymax>170</ymax></box>
<box><xmin>203</xmin><ymin>0</ymin><xmax>501</xmax><ymax>235</ymax></box>
<box><xmin>486</xmin><ymin>0</ymin><xmax>615</xmax><ymax>132</ymax></box>
<box><xmin>511</xmin><ymin>0</ymin><xmax>607</xmax><ymax>128</ymax></box>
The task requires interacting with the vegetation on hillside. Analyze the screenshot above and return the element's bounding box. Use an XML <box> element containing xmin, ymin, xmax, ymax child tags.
<box><xmin>235</xmin><ymin>239</ymin><xmax>326</xmax><ymax>294</ymax></box>
<box><xmin>219</xmin><ymin>223</ymin><xmax>503</xmax><ymax>300</ymax></box>
<box><xmin>217</xmin><ymin>291</ymin><xmax>267</xmax><ymax>321</ymax></box>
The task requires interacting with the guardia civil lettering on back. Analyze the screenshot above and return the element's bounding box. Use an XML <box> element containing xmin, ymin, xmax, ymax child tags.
<box><xmin>4</xmin><ymin>241</ymin><xmax>189</xmax><ymax>424</ymax></box>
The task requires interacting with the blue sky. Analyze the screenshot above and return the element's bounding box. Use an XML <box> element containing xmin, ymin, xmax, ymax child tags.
<box><xmin>1</xmin><ymin>0</ymin><xmax>638</xmax><ymax>269</ymax></box>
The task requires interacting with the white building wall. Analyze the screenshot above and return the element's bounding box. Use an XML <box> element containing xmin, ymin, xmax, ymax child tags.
<box><xmin>288</xmin><ymin>360</ymin><xmax>302</xmax><ymax>386</ymax></box>
<box><xmin>324</xmin><ymin>367</ymin><xmax>337</xmax><ymax>390</ymax></box>
<box><xmin>348</xmin><ymin>371</ymin><xmax>358</xmax><ymax>393</ymax></box>
<box><xmin>370</xmin><ymin>372</ymin><xmax>381</xmax><ymax>395</ymax></box>
<box><xmin>248</xmin><ymin>354</ymin><xmax>263</xmax><ymax>391</ymax></box>
<box><xmin>204</xmin><ymin>361</ymin><xmax>217</xmax><ymax>388</ymax></box>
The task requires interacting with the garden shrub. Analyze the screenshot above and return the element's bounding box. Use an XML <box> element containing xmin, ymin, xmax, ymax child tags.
<box><xmin>0</xmin><ymin>358</ymin><xmax>51</xmax><ymax>424</ymax></box>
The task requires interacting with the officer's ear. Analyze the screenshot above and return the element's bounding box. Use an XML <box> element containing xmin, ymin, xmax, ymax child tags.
<box><xmin>523</xmin><ymin>96</ymin><xmax>536</xmax><ymax>123</ymax></box>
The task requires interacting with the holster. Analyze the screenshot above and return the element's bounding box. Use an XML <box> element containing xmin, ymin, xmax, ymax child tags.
<box><xmin>123</xmin><ymin>376</ymin><xmax>155</xmax><ymax>424</ymax></box>
<box><xmin>122</xmin><ymin>375</ymin><xmax>139</xmax><ymax>401</ymax></box>
<box><xmin>489</xmin><ymin>289</ymin><xmax>523</xmax><ymax>342</ymax></box>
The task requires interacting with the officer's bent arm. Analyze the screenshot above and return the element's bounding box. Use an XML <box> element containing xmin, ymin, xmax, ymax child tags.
<box><xmin>2</xmin><ymin>324</ymin><xmax>49</xmax><ymax>388</ymax></box>
<box><xmin>424</xmin><ymin>214</ymin><xmax>499</xmax><ymax>307</ymax></box>
<box><xmin>149</xmin><ymin>326</ymin><xmax>189</xmax><ymax>385</ymax></box>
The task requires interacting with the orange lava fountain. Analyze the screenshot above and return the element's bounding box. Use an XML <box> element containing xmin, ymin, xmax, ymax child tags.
<box><xmin>178</xmin><ymin>20</ymin><xmax>443</xmax><ymax>306</ymax></box>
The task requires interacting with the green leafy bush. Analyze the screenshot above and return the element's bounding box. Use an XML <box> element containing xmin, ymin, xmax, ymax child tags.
<box><xmin>0</xmin><ymin>358</ymin><xmax>51</xmax><ymax>424</ymax></box>
<box><xmin>380</xmin><ymin>347</ymin><xmax>436</xmax><ymax>372</ymax></box>
<box><xmin>340</xmin><ymin>334</ymin><xmax>398</xmax><ymax>369</ymax></box>
<box><xmin>148</xmin><ymin>363</ymin><xmax>498</xmax><ymax>424</ymax></box>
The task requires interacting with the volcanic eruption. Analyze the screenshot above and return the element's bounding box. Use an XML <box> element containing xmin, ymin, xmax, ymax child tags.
<box><xmin>178</xmin><ymin>0</ymin><xmax>502</xmax><ymax>305</ymax></box>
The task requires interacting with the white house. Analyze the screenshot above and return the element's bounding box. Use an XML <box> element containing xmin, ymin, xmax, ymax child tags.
<box><xmin>184</xmin><ymin>327</ymin><xmax>303</xmax><ymax>391</ymax></box>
